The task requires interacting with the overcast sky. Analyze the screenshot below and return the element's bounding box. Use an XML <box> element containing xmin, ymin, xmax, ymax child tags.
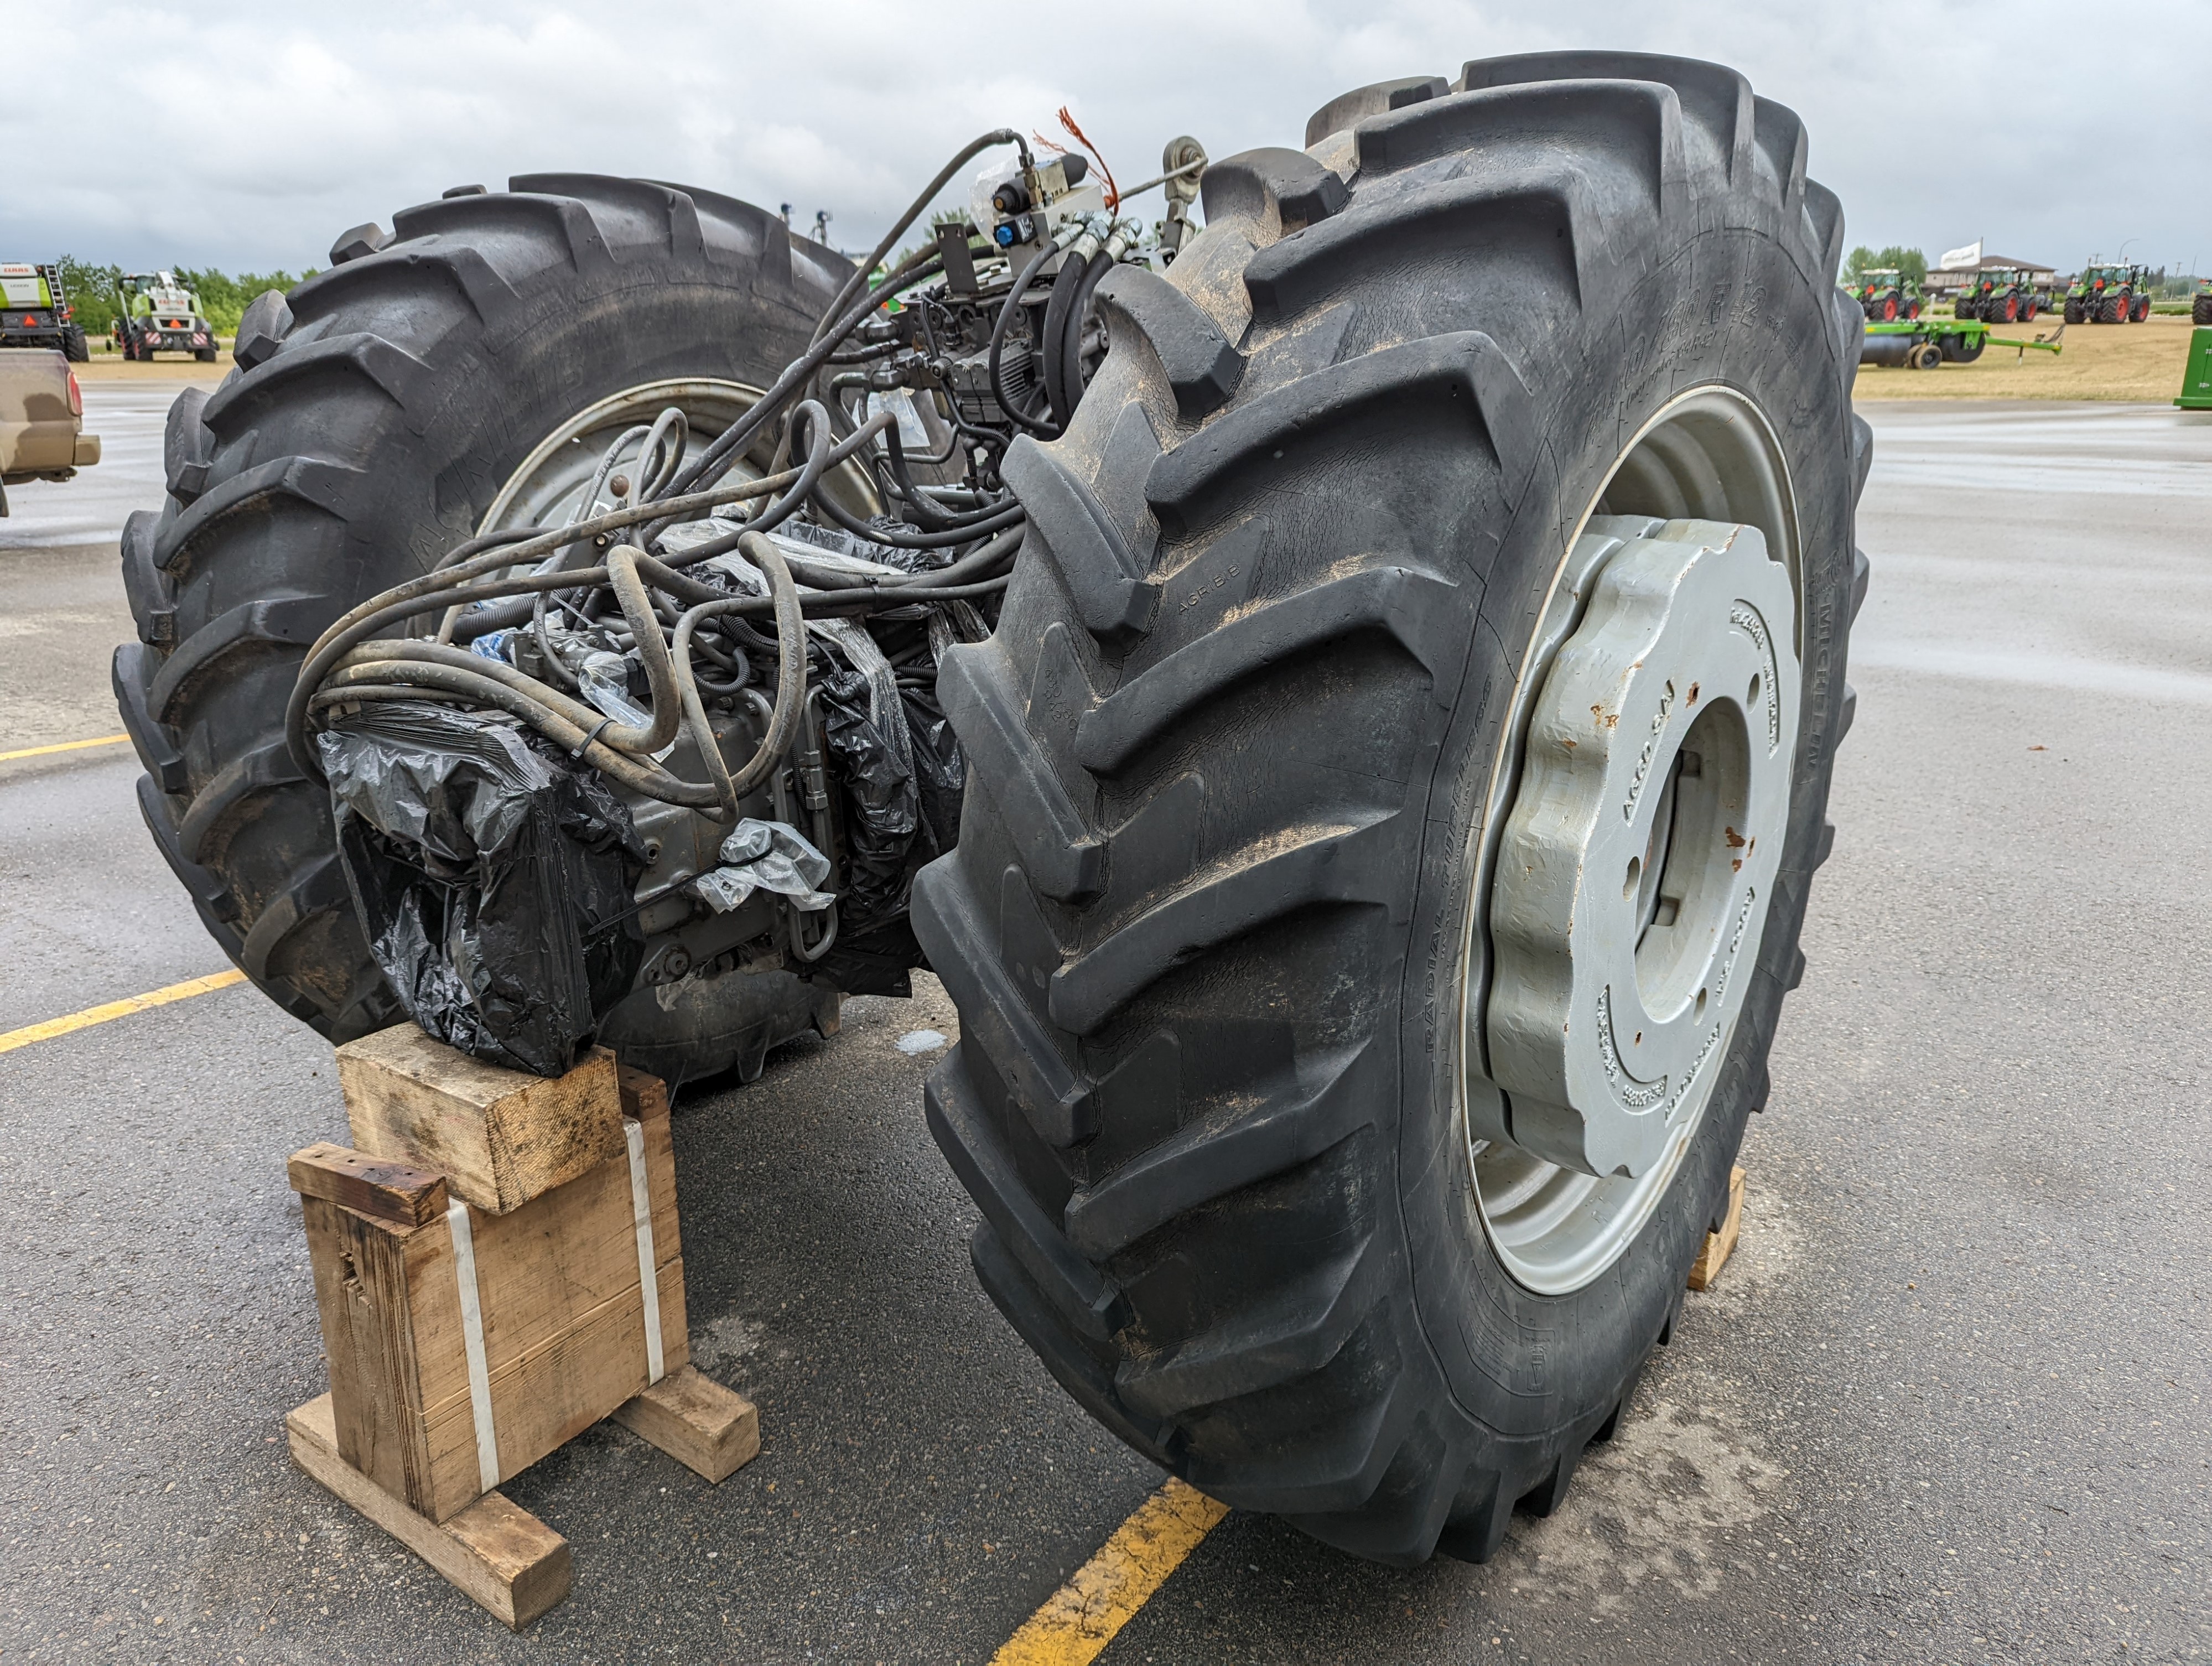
<box><xmin>6</xmin><ymin>0</ymin><xmax>2207</xmax><ymax>278</ymax></box>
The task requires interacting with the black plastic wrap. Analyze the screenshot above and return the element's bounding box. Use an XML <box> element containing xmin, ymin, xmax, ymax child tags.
<box><xmin>902</xmin><ymin>681</ymin><xmax>964</xmax><ymax>863</ymax></box>
<box><xmin>320</xmin><ymin>701</ymin><xmax>648</xmax><ymax>1077</ymax></box>
<box><xmin>815</xmin><ymin>660</ymin><xmax>917</xmax><ymax>936</ymax></box>
<box><xmin>802</xmin><ymin>645</ymin><xmax>966</xmax><ymax>998</ymax></box>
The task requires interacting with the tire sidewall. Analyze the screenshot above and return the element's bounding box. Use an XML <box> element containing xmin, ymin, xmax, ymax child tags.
<box><xmin>305</xmin><ymin>276</ymin><xmax>816</xmax><ymax>585</ymax></box>
<box><xmin>1390</xmin><ymin>225</ymin><xmax>1854</xmax><ymax>1438</ymax></box>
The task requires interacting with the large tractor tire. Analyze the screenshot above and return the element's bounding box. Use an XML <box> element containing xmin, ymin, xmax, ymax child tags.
<box><xmin>2064</xmin><ymin>297</ymin><xmax>2088</xmax><ymax>324</ymax></box>
<box><xmin>2130</xmin><ymin>294</ymin><xmax>2151</xmax><ymax>323</ymax></box>
<box><xmin>1991</xmin><ymin>292</ymin><xmax>2019</xmax><ymax>324</ymax></box>
<box><xmin>117</xmin><ymin>174</ymin><xmax>854</xmax><ymax>1075</ymax></box>
<box><xmin>2194</xmin><ymin>293</ymin><xmax>2212</xmax><ymax>326</ymax></box>
<box><xmin>916</xmin><ymin>54</ymin><xmax>1866</xmax><ymax>1565</ymax></box>
<box><xmin>2099</xmin><ymin>294</ymin><xmax>2127</xmax><ymax>323</ymax></box>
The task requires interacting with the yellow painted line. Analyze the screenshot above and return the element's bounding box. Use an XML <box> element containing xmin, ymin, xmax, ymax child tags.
<box><xmin>0</xmin><ymin>733</ymin><xmax>130</xmax><ymax>765</ymax></box>
<box><xmin>0</xmin><ymin>969</ymin><xmax>248</xmax><ymax>1057</ymax></box>
<box><xmin>991</xmin><ymin>1478</ymin><xmax>1228</xmax><ymax>1666</ymax></box>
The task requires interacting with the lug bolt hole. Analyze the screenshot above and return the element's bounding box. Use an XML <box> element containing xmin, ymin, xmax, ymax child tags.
<box><xmin>1695</xmin><ymin>987</ymin><xmax>1709</xmax><ymax>1020</ymax></box>
<box><xmin>1746</xmin><ymin>672</ymin><xmax>1762</xmax><ymax>708</ymax></box>
<box><xmin>1623</xmin><ymin>856</ymin><xmax>1642</xmax><ymax>900</ymax></box>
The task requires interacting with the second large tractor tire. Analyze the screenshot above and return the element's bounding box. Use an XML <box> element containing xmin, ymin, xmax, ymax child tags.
<box><xmin>117</xmin><ymin>174</ymin><xmax>855</xmax><ymax>1073</ymax></box>
<box><xmin>917</xmin><ymin>53</ymin><xmax>1867</xmax><ymax>1565</ymax></box>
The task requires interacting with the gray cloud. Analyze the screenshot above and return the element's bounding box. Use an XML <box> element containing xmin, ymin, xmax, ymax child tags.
<box><xmin>5</xmin><ymin>0</ymin><xmax>2206</xmax><ymax>276</ymax></box>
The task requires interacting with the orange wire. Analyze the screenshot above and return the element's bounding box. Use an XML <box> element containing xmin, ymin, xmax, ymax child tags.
<box><xmin>1053</xmin><ymin>107</ymin><xmax>1119</xmax><ymax>211</ymax></box>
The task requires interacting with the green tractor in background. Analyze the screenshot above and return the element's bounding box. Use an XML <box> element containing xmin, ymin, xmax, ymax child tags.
<box><xmin>113</xmin><ymin>271</ymin><xmax>217</xmax><ymax>361</ymax></box>
<box><xmin>1856</xmin><ymin>267</ymin><xmax>1923</xmax><ymax>321</ymax></box>
<box><xmin>0</xmin><ymin>263</ymin><xmax>91</xmax><ymax>360</ymax></box>
<box><xmin>2065</xmin><ymin>262</ymin><xmax>2150</xmax><ymax>325</ymax></box>
<box><xmin>1954</xmin><ymin>267</ymin><xmax>2048</xmax><ymax>324</ymax></box>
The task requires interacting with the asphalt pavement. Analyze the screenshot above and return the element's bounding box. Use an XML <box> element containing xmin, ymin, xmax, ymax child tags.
<box><xmin>1</xmin><ymin>385</ymin><xmax>2205</xmax><ymax>1664</ymax></box>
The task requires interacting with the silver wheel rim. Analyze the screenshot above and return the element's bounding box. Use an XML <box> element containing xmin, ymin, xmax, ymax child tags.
<box><xmin>1460</xmin><ymin>387</ymin><xmax>1804</xmax><ymax>1296</ymax></box>
<box><xmin>477</xmin><ymin>376</ymin><xmax>878</xmax><ymax>537</ymax></box>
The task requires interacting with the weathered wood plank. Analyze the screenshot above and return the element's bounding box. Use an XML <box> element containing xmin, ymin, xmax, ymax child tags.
<box><xmin>301</xmin><ymin>1198</ymin><xmax>440</xmax><ymax>1505</ymax></box>
<box><xmin>287</xmin><ymin>1394</ymin><xmax>570</xmax><ymax>1630</ymax></box>
<box><xmin>336</xmin><ymin>1026</ymin><xmax>621</xmax><ymax>1214</ymax></box>
<box><xmin>289</xmin><ymin>1141</ymin><xmax>448</xmax><ymax>1227</ymax></box>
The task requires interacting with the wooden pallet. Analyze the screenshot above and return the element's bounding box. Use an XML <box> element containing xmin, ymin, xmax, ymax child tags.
<box><xmin>285</xmin><ymin>1034</ymin><xmax>759</xmax><ymax>1627</ymax></box>
<box><xmin>1687</xmin><ymin>1164</ymin><xmax>1747</xmax><ymax>1291</ymax></box>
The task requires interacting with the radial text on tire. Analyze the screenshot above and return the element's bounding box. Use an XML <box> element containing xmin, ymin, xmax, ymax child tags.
<box><xmin>915</xmin><ymin>54</ymin><xmax>1870</xmax><ymax>1566</ymax></box>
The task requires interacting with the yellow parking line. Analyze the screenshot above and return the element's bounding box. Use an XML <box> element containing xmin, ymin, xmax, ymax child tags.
<box><xmin>0</xmin><ymin>969</ymin><xmax>247</xmax><ymax>1057</ymax></box>
<box><xmin>991</xmin><ymin>1478</ymin><xmax>1228</xmax><ymax>1666</ymax></box>
<box><xmin>0</xmin><ymin>733</ymin><xmax>130</xmax><ymax>765</ymax></box>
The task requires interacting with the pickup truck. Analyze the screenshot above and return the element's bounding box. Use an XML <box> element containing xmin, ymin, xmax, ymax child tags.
<box><xmin>0</xmin><ymin>347</ymin><xmax>101</xmax><ymax>515</ymax></box>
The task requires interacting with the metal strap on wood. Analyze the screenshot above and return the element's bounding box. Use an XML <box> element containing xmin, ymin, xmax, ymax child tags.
<box><xmin>625</xmin><ymin>1119</ymin><xmax>665</xmax><ymax>1385</ymax></box>
<box><xmin>446</xmin><ymin>1200</ymin><xmax>501</xmax><ymax>1493</ymax></box>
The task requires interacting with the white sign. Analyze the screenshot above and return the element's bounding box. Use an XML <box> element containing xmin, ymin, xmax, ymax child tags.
<box><xmin>1939</xmin><ymin>240</ymin><xmax>1983</xmax><ymax>271</ymax></box>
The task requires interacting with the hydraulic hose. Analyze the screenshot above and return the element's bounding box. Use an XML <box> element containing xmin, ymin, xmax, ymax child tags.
<box><xmin>988</xmin><ymin>241</ymin><xmax>1061</xmax><ymax>437</ymax></box>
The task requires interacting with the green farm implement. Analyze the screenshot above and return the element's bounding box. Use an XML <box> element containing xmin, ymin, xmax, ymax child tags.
<box><xmin>2178</xmin><ymin>328</ymin><xmax>2212</xmax><ymax>411</ymax></box>
<box><xmin>1859</xmin><ymin>316</ymin><xmax>2063</xmax><ymax>370</ymax></box>
<box><xmin>0</xmin><ymin>263</ymin><xmax>90</xmax><ymax>360</ymax></box>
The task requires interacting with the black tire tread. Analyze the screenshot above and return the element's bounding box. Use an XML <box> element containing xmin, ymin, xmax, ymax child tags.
<box><xmin>126</xmin><ymin>175</ymin><xmax>843</xmax><ymax>1038</ymax></box>
<box><xmin>918</xmin><ymin>56</ymin><xmax>1869</xmax><ymax>1566</ymax></box>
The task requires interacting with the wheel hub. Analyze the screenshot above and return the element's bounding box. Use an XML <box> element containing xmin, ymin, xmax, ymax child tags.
<box><xmin>1487</xmin><ymin>519</ymin><xmax>1799</xmax><ymax>1179</ymax></box>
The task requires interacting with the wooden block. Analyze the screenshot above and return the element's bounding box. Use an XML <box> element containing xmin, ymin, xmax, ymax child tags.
<box><xmin>300</xmin><ymin>1109</ymin><xmax>687</xmax><ymax>1522</ymax></box>
<box><xmin>612</xmin><ymin>1364</ymin><xmax>760</xmax><ymax>1483</ymax></box>
<box><xmin>289</xmin><ymin>1141</ymin><xmax>448</xmax><ymax>1227</ymax></box>
<box><xmin>616</xmin><ymin>1062</ymin><xmax>669</xmax><ymax>1124</ymax></box>
<box><xmin>336</xmin><ymin>1025</ymin><xmax>621</xmax><ymax>1215</ymax></box>
<box><xmin>1687</xmin><ymin>1165</ymin><xmax>1747</xmax><ymax>1291</ymax></box>
<box><xmin>287</xmin><ymin>1394</ymin><xmax>569</xmax><ymax>1630</ymax></box>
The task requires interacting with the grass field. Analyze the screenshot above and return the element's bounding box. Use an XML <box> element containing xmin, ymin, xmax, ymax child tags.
<box><xmin>65</xmin><ymin>309</ymin><xmax>2205</xmax><ymax>403</ymax></box>
<box><xmin>1851</xmin><ymin>308</ymin><xmax>2199</xmax><ymax>402</ymax></box>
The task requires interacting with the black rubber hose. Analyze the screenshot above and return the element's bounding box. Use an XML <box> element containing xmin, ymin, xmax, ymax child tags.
<box><xmin>663</xmin><ymin>247</ymin><xmax>943</xmax><ymax>508</ymax></box>
<box><xmin>988</xmin><ymin>242</ymin><xmax>1061</xmax><ymax>437</ymax></box>
<box><xmin>600</xmin><ymin>546</ymin><xmax>684</xmax><ymax>754</ymax></box>
<box><xmin>1058</xmin><ymin>251</ymin><xmax>1115</xmax><ymax>425</ymax></box>
<box><xmin>314</xmin><ymin>662</ymin><xmax>720</xmax><ymax>807</ymax></box>
<box><xmin>810</xmin><ymin>480</ymin><xmax>1024</xmax><ymax>550</ymax></box>
<box><xmin>740</xmin><ymin>399</ymin><xmax>835</xmax><ymax>537</ymax></box>
<box><xmin>880</xmin><ymin>423</ymin><xmax>957</xmax><ymax>531</ymax></box>
<box><xmin>809</xmin><ymin>129</ymin><xmax>1029</xmax><ymax>347</ymax></box>
<box><xmin>1040</xmin><ymin>251</ymin><xmax>1094</xmax><ymax>428</ymax></box>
